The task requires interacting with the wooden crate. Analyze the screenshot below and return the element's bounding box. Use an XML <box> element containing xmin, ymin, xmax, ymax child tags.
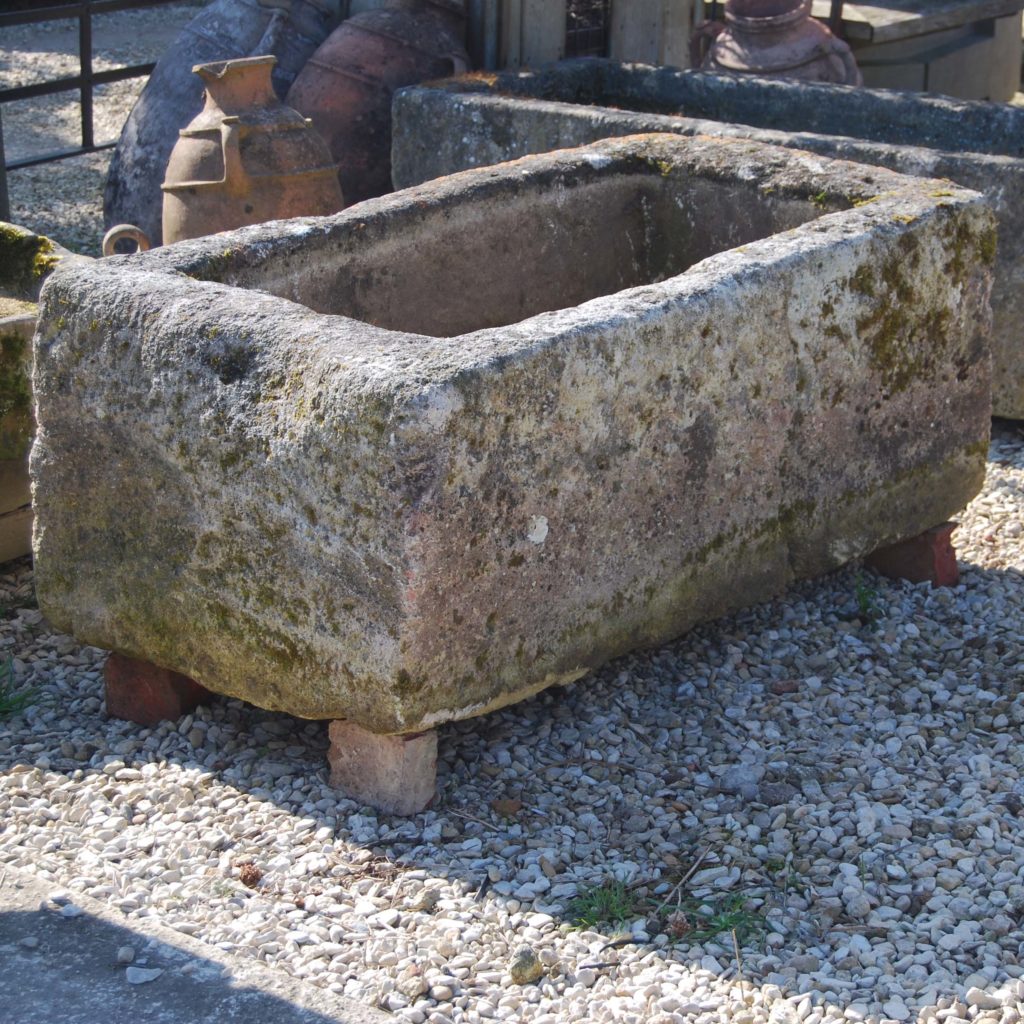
<box><xmin>810</xmin><ymin>0</ymin><xmax>1024</xmax><ymax>100</ymax></box>
<box><xmin>473</xmin><ymin>0</ymin><xmax>697</xmax><ymax>69</ymax></box>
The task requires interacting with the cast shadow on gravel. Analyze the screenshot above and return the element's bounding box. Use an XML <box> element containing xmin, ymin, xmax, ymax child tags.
<box><xmin>2</xmin><ymin>554</ymin><xmax>1024</xmax><ymax>1018</ymax></box>
<box><xmin>0</xmin><ymin>899</ymin><xmax>358</xmax><ymax>1024</ymax></box>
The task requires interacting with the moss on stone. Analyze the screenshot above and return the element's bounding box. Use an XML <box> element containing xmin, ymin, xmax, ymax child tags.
<box><xmin>0</xmin><ymin>330</ymin><xmax>34</xmax><ymax>461</ymax></box>
<box><xmin>850</xmin><ymin>264</ymin><xmax>875</xmax><ymax>297</ymax></box>
<box><xmin>978</xmin><ymin>224</ymin><xmax>998</xmax><ymax>267</ymax></box>
<box><xmin>0</xmin><ymin>223</ymin><xmax>59</xmax><ymax>299</ymax></box>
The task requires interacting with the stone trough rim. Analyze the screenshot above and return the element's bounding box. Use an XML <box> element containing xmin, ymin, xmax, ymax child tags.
<box><xmin>85</xmin><ymin>131</ymin><xmax>987</xmax><ymax>372</ymax></box>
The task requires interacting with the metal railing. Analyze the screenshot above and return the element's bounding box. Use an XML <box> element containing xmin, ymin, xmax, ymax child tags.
<box><xmin>565</xmin><ymin>0</ymin><xmax>611</xmax><ymax>59</ymax></box>
<box><xmin>0</xmin><ymin>0</ymin><xmax>186</xmax><ymax>219</ymax></box>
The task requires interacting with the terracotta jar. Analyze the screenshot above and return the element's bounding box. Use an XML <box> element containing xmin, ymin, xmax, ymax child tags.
<box><xmin>104</xmin><ymin>56</ymin><xmax>342</xmax><ymax>253</ymax></box>
<box><xmin>698</xmin><ymin>0</ymin><xmax>861</xmax><ymax>86</ymax></box>
<box><xmin>287</xmin><ymin>0</ymin><xmax>469</xmax><ymax>206</ymax></box>
<box><xmin>104</xmin><ymin>0</ymin><xmax>341</xmax><ymax>248</ymax></box>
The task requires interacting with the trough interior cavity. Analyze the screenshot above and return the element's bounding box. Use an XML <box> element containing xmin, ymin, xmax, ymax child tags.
<box><xmin>225</xmin><ymin>161</ymin><xmax>833</xmax><ymax>338</ymax></box>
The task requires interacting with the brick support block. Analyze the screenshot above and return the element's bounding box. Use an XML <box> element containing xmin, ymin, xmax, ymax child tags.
<box><xmin>104</xmin><ymin>652</ymin><xmax>211</xmax><ymax>726</ymax></box>
<box><xmin>328</xmin><ymin>721</ymin><xmax>437</xmax><ymax>815</ymax></box>
<box><xmin>865</xmin><ymin>521</ymin><xmax>960</xmax><ymax>588</ymax></box>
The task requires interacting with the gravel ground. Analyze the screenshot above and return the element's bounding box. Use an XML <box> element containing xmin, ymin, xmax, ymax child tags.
<box><xmin>6</xmin><ymin>8</ymin><xmax>1024</xmax><ymax>1024</ymax></box>
<box><xmin>1</xmin><ymin>426</ymin><xmax>1024</xmax><ymax>1024</ymax></box>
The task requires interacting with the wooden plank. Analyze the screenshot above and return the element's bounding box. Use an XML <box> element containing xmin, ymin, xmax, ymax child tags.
<box><xmin>482</xmin><ymin>0</ymin><xmax>500</xmax><ymax>69</ymax></box>
<box><xmin>810</xmin><ymin>0</ymin><xmax>1024</xmax><ymax>44</ymax></box>
<box><xmin>610</xmin><ymin>0</ymin><xmax>664</xmax><ymax>63</ymax></box>
<box><xmin>468</xmin><ymin>0</ymin><xmax>501</xmax><ymax>69</ymax></box>
<box><xmin>855</xmin><ymin>10</ymin><xmax>1023</xmax><ymax>99</ymax></box>
<box><xmin>0</xmin><ymin>505</ymin><xmax>31</xmax><ymax>566</ymax></box>
<box><xmin>500</xmin><ymin>0</ymin><xmax>523</xmax><ymax>67</ymax></box>
<box><xmin>520</xmin><ymin>0</ymin><xmax>566</xmax><ymax>65</ymax></box>
<box><xmin>662</xmin><ymin>0</ymin><xmax>697</xmax><ymax>67</ymax></box>
<box><xmin>610</xmin><ymin>0</ymin><xmax>696</xmax><ymax>67</ymax></box>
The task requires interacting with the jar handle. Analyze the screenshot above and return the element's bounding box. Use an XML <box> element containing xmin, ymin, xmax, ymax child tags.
<box><xmin>832</xmin><ymin>42</ymin><xmax>863</xmax><ymax>86</ymax></box>
<box><xmin>219</xmin><ymin>118</ymin><xmax>250</xmax><ymax>196</ymax></box>
<box><xmin>102</xmin><ymin>224</ymin><xmax>152</xmax><ymax>256</ymax></box>
<box><xmin>254</xmin><ymin>4</ymin><xmax>289</xmax><ymax>57</ymax></box>
<box><xmin>689</xmin><ymin>19</ymin><xmax>725</xmax><ymax>69</ymax></box>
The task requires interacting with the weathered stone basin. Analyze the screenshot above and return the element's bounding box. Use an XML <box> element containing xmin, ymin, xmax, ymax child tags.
<box><xmin>33</xmin><ymin>134</ymin><xmax>993</xmax><ymax>741</ymax></box>
<box><xmin>0</xmin><ymin>223</ymin><xmax>77</xmax><ymax>564</ymax></box>
<box><xmin>391</xmin><ymin>59</ymin><xmax>1024</xmax><ymax>418</ymax></box>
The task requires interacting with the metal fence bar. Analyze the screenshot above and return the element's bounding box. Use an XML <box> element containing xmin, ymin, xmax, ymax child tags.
<box><xmin>80</xmin><ymin>1</ymin><xmax>94</xmax><ymax>149</ymax></box>
<box><xmin>1</xmin><ymin>62</ymin><xmax>157</xmax><ymax>106</ymax></box>
<box><xmin>1</xmin><ymin>0</ymin><xmax>186</xmax><ymax>219</ymax></box>
<box><xmin>0</xmin><ymin>0</ymin><xmax>182</xmax><ymax>29</ymax></box>
<box><xmin>0</xmin><ymin>110</ymin><xmax>9</xmax><ymax>221</ymax></box>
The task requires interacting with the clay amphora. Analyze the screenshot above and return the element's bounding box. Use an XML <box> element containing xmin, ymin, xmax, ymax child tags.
<box><xmin>104</xmin><ymin>56</ymin><xmax>342</xmax><ymax>252</ymax></box>
<box><xmin>698</xmin><ymin>0</ymin><xmax>861</xmax><ymax>86</ymax></box>
<box><xmin>287</xmin><ymin>0</ymin><xmax>469</xmax><ymax>205</ymax></box>
<box><xmin>104</xmin><ymin>0</ymin><xmax>342</xmax><ymax>248</ymax></box>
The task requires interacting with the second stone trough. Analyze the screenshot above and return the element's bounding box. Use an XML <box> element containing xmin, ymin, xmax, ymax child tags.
<box><xmin>33</xmin><ymin>134</ymin><xmax>994</xmax><ymax>813</ymax></box>
<box><xmin>392</xmin><ymin>59</ymin><xmax>1024</xmax><ymax>418</ymax></box>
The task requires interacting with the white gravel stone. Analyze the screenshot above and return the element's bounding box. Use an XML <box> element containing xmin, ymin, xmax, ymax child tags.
<box><xmin>966</xmin><ymin>988</ymin><xmax>1005</xmax><ymax>1011</ymax></box>
<box><xmin>125</xmin><ymin>967</ymin><xmax>163</xmax><ymax>985</ymax></box>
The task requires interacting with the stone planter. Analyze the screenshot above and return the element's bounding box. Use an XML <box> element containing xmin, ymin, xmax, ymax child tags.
<box><xmin>33</xmin><ymin>135</ymin><xmax>992</xmax><ymax>807</ymax></box>
<box><xmin>391</xmin><ymin>58</ymin><xmax>1024</xmax><ymax>418</ymax></box>
<box><xmin>0</xmin><ymin>224</ymin><xmax>77</xmax><ymax>565</ymax></box>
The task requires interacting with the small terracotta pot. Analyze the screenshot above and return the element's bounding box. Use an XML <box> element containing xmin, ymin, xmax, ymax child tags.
<box><xmin>700</xmin><ymin>0</ymin><xmax>861</xmax><ymax>86</ymax></box>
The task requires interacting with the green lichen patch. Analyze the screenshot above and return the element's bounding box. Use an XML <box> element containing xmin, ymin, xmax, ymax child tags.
<box><xmin>847</xmin><ymin>235</ymin><xmax>962</xmax><ymax>396</ymax></box>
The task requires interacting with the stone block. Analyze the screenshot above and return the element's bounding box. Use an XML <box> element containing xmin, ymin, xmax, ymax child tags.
<box><xmin>327</xmin><ymin>721</ymin><xmax>437</xmax><ymax>814</ymax></box>
<box><xmin>0</xmin><ymin>222</ymin><xmax>81</xmax><ymax>564</ymax></box>
<box><xmin>104</xmin><ymin>653</ymin><xmax>211</xmax><ymax>726</ymax></box>
<box><xmin>392</xmin><ymin>59</ymin><xmax>1024</xmax><ymax>417</ymax></box>
<box><xmin>865</xmin><ymin>522</ymin><xmax>960</xmax><ymax>588</ymax></box>
<box><xmin>33</xmin><ymin>133</ymin><xmax>993</xmax><ymax>735</ymax></box>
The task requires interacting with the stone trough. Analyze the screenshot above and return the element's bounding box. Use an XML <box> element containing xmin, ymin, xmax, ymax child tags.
<box><xmin>391</xmin><ymin>58</ymin><xmax>1024</xmax><ymax>418</ymax></box>
<box><xmin>33</xmin><ymin>134</ymin><xmax>993</xmax><ymax>812</ymax></box>
<box><xmin>0</xmin><ymin>223</ymin><xmax>77</xmax><ymax>565</ymax></box>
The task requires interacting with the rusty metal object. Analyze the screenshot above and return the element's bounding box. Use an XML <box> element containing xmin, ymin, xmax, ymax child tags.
<box><xmin>828</xmin><ymin>0</ymin><xmax>846</xmax><ymax>36</ymax></box>
<box><xmin>104</xmin><ymin>0</ymin><xmax>342</xmax><ymax>248</ymax></box>
<box><xmin>700</xmin><ymin>0</ymin><xmax>861</xmax><ymax>85</ymax></box>
<box><xmin>286</xmin><ymin>0</ymin><xmax>469</xmax><ymax>206</ymax></box>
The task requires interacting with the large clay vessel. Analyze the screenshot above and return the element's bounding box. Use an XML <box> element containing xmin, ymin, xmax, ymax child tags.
<box><xmin>698</xmin><ymin>0</ymin><xmax>861</xmax><ymax>85</ymax></box>
<box><xmin>104</xmin><ymin>57</ymin><xmax>343</xmax><ymax>252</ymax></box>
<box><xmin>287</xmin><ymin>0</ymin><xmax>469</xmax><ymax>205</ymax></box>
<box><xmin>104</xmin><ymin>0</ymin><xmax>341</xmax><ymax>248</ymax></box>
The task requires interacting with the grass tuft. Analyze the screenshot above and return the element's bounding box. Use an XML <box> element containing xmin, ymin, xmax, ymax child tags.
<box><xmin>0</xmin><ymin>655</ymin><xmax>34</xmax><ymax>719</ymax></box>
<box><xmin>566</xmin><ymin>880</ymin><xmax>642</xmax><ymax>929</ymax></box>
<box><xmin>854</xmin><ymin>572</ymin><xmax>882</xmax><ymax>624</ymax></box>
<box><xmin>567</xmin><ymin>875</ymin><xmax>767</xmax><ymax>948</ymax></box>
<box><xmin>663</xmin><ymin>891</ymin><xmax>766</xmax><ymax>945</ymax></box>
